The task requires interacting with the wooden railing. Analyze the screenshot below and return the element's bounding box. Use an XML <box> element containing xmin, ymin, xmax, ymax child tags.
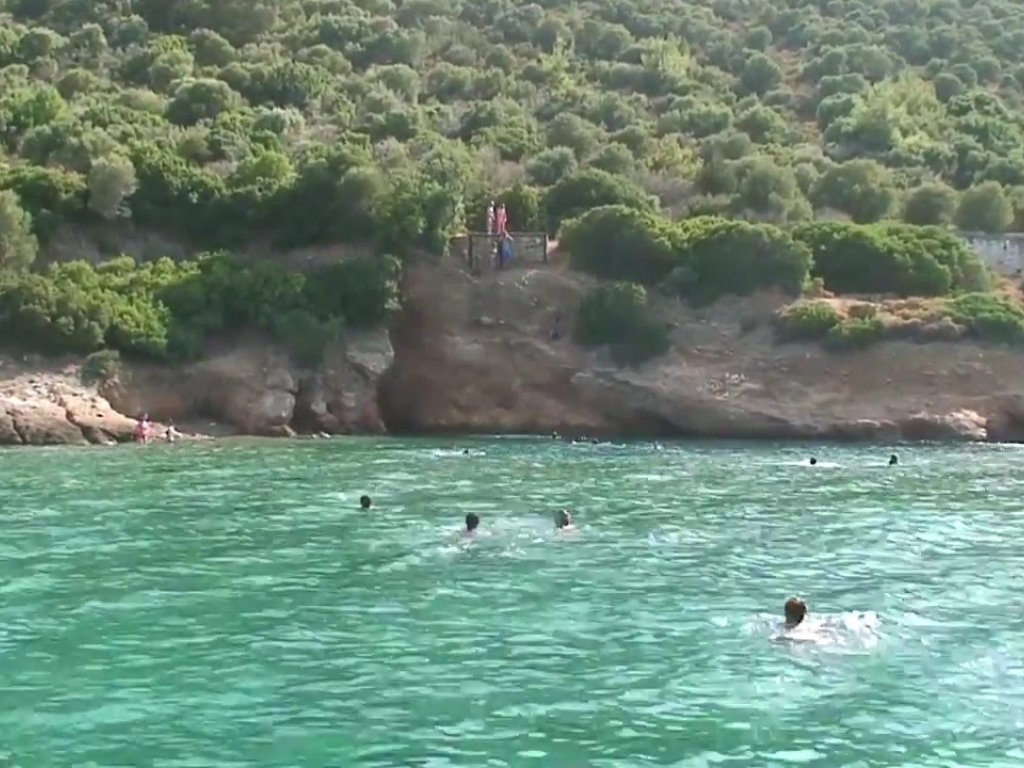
<box><xmin>449</xmin><ymin>232</ymin><xmax>549</xmax><ymax>274</ymax></box>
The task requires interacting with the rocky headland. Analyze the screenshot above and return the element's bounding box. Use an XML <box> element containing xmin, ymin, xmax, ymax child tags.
<box><xmin>5</xmin><ymin>253</ymin><xmax>1024</xmax><ymax>446</ymax></box>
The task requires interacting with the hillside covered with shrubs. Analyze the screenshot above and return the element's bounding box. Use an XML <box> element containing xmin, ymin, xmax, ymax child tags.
<box><xmin>562</xmin><ymin>205</ymin><xmax>1021</xmax><ymax>360</ymax></box>
<box><xmin>0</xmin><ymin>248</ymin><xmax>400</xmax><ymax>364</ymax></box>
<box><xmin>5</xmin><ymin>0</ymin><xmax>1024</xmax><ymax>257</ymax></box>
<box><xmin>6</xmin><ymin>0</ymin><xmax>1024</xmax><ymax>364</ymax></box>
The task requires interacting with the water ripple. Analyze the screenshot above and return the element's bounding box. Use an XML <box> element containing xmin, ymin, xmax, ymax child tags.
<box><xmin>1</xmin><ymin>439</ymin><xmax>1022</xmax><ymax>766</ymax></box>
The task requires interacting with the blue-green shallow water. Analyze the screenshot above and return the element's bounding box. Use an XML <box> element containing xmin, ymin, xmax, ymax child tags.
<box><xmin>2</xmin><ymin>438</ymin><xmax>1024</xmax><ymax>767</ymax></box>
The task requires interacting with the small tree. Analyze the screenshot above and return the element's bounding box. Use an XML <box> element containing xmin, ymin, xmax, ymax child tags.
<box><xmin>740</xmin><ymin>53</ymin><xmax>783</xmax><ymax>95</ymax></box>
<box><xmin>526</xmin><ymin>146</ymin><xmax>578</xmax><ymax>186</ymax></box>
<box><xmin>166</xmin><ymin>77</ymin><xmax>242</xmax><ymax>126</ymax></box>
<box><xmin>0</xmin><ymin>190</ymin><xmax>38</xmax><ymax>273</ymax></box>
<box><xmin>545</xmin><ymin>169</ymin><xmax>656</xmax><ymax>232</ymax></box>
<box><xmin>562</xmin><ymin>205</ymin><xmax>677</xmax><ymax>284</ymax></box>
<box><xmin>87</xmin><ymin>156</ymin><xmax>138</xmax><ymax>219</ymax></box>
<box><xmin>575</xmin><ymin>282</ymin><xmax>669</xmax><ymax>365</ymax></box>
<box><xmin>903</xmin><ymin>182</ymin><xmax>958</xmax><ymax>226</ymax></box>
<box><xmin>811</xmin><ymin>159</ymin><xmax>896</xmax><ymax>223</ymax></box>
<box><xmin>956</xmin><ymin>182</ymin><xmax>1014</xmax><ymax>233</ymax></box>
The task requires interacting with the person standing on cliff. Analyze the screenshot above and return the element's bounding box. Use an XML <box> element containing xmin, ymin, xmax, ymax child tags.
<box><xmin>496</xmin><ymin>203</ymin><xmax>508</xmax><ymax>236</ymax></box>
<box><xmin>497</xmin><ymin>232</ymin><xmax>514</xmax><ymax>269</ymax></box>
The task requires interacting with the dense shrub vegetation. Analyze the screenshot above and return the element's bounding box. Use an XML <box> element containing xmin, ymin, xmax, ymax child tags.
<box><xmin>4</xmin><ymin>0</ymin><xmax>1024</xmax><ymax>254</ymax></box>
<box><xmin>5</xmin><ymin>0</ymin><xmax>1024</xmax><ymax>364</ymax></box>
<box><xmin>0</xmin><ymin>251</ymin><xmax>400</xmax><ymax>364</ymax></box>
<box><xmin>562</xmin><ymin>206</ymin><xmax>989</xmax><ymax>301</ymax></box>
<box><xmin>775</xmin><ymin>292</ymin><xmax>1024</xmax><ymax>350</ymax></box>
<box><xmin>575</xmin><ymin>282</ymin><xmax>669</xmax><ymax>364</ymax></box>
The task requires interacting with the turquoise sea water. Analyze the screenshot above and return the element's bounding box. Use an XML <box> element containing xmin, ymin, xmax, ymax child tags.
<box><xmin>1</xmin><ymin>438</ymin><xmax>1023</xmax><ymax>766</ymax></box>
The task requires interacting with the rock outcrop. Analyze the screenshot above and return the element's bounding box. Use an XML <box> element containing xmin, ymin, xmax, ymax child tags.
<box><xmin>7</xmin><ymin>254</ymin><xmax>1024</xmax><ymax>445</ymax></box>
<box><xmin>0</xmin><ymin>360</ymin><xmax>146</xmax><ymax>446</ymax></box>
<box><xmin>103</xmin><ymin>329</ymin><xmax>394</xmax><ymax>437</ymax></box>
<box><xmin>379</xmin><ymin>255</ymin><xmax>1024</xmax><ymax>443</ymax></box>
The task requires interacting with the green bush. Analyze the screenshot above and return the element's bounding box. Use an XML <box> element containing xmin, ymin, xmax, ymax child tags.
<box><xmin>775</xmin><ymin>300</ymin><xmax>842</xmax><ymax>340</ymax></box>
<box><xmin>792</xmin><ymin>221</ymin><xmax>989</xmax><ymax>297</ymax></box>
<box><xmin>273</xmin><ymin>309</ymin><xmax>343</xmax><ymax>367</ymax></box>
<box><xmin>824</xmin><ymin>317</ymin><xmax>886</xmax><ymax>350</ymax></box>
<box><xmin>947</xmin><ymin>293</ymin><xmax>1024</xmax><ymax>344</ymax></box>
<box><xmin>677</xmin><ymin>218</ymin><xmax>811</xmax><ymax>300</ymax></box>
<box><xmin>544</xmin><ymin>169</ymin><xmax>656</xmax><ymax>233</ymax></box>
<box><xmin>0</xmin><ymin>252</ymin><xmax>401</xmax><ymax>361</ymax></box>
<box><xmin>575</xmin><ymin>282</ymin><xmax>669</xmax><ymax>365</ymax></box>
<box><xmin>561</xmin><ymin>205</ymin><xmax>678</xmax><ymax>285</ymax></box>
<box><xmin>81</xmin><ymin>349</ymin><xmax>122</xmax><ymax>384</ymax></box>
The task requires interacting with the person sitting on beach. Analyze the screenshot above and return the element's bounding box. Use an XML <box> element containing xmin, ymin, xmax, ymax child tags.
<box><xmin>784</xmin><ymin>597</ymin><xmax>807</xmax><ymax>629</ymax></box>
<box><xmin>554</xmin><ymin>509</ymin><xmax>575</xmax><ymax>531</ymax></box>
<box><xmin>360</xmin><ymin>495</ymin><xmax>372</xmax><ymax>510</ymax></box>
<box><xmin>464</xmin><ymin>513</ymin><xmax>480</xmax><ymax>537</ymax></box>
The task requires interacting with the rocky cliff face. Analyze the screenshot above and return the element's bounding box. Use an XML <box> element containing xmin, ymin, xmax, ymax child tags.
<box><xmin>100</xmin><ymin>329</ymin><xmax>394</xmax><ymax>437</ymax></box>
<box><xmin>378</xmin><ymin>255</ymin><xmax>1024</xmax><ymax>443</ymax></box>
<box><xmin>7</xmin><ymin>255</ymin><xmax>1024</xmax><ymax>445</ymax></box>
<box><xmin>0</xmin><ymin>358</ymin><xmax>144</xmax><ymax>445</ymax></box>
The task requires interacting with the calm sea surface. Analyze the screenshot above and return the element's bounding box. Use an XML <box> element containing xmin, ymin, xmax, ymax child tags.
<box><xmin>1</xmin><ymin>438</ymin><xmax>1023</xmax><ymax>767</ymax></box>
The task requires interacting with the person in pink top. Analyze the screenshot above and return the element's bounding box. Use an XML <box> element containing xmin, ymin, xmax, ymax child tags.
<box><xmin>495</xmin><ymin>203</ymin><xmax>507</xmax><ymax>235</ymax></box>
<box><xmin>134</xmin><ymin>413</ymin><xmax>150</xmax><ymax>444</ymax></box>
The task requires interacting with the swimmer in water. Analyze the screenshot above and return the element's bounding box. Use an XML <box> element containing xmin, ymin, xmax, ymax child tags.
<box><xmin>809</xmin><ymin>457</ymin><xmax>817</xmax><ymax>466</ymax></box>
<box><xmin>554</xmin><ymin>509</ymin><xmax>575</xmax><ymax>531</ymax></box>
<box><xmin>784</xmin><ymin>597</ymin><xmax>807</xmax><ymax>629</ymax></box>
<box><xmin>360</xmin><ymin>495</ymin><xmax>372</xmax><ymax>510</ymax></box>
<box><xmin>889</xmin><ymin>453</ymin><xmax>898</xmax><ymax>466</ymax></box>
<box><xmin>464</xmin><ymin>513</ymin><xmax>480</xmax><ymax>537</ymax></box>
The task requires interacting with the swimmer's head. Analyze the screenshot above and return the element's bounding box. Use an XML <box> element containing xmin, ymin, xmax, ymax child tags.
<box><xmin>784</xmin><ymin>597</ymin><xmax>807</xmax><ymax>628</ymax></box>
<box><xmin>465</xmin><ymin>513</ymin><xmax>480</xmax><ymax>532</ymax></box>
<box><xmin>555</xmin><ymin>509</ymin><xmax>572</xmax><ymax>528</ymax></box>
<box><xmin>889</xmin><ymin>454</ymin><xmax>898</xmax><ymax>465</ymax></box>
<box><xmin>360</xmin><ymin>495</ymin><xmax>372</xmax><ymax>510</ymax></box>
<box><xmin>809</xmin><ymin>457</ymin><xmax>817</xmax><ymax>466</ymax></box>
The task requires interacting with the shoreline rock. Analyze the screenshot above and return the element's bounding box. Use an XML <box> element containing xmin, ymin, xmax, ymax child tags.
<box><xmin>7</xmin><ymin>256</ymin><xmax>1024</xmax><ymax>446</ymax></box>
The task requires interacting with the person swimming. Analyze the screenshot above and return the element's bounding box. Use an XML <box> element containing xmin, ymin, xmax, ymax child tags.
<box><xmin>809</xmin><ymin>457</ymin><xmax>817</xmax><ymax>466</ymax></box>
<box><xmin>360</xmin><ymin>495</ymin><xmax>372</xmax><ymax>510</ymax></box>
<box><xmin>784</xmin><ymin>597</ymin><xmax>807</xmax><ymax>629</ymax></box>
<box><xmin>554</xmin><ymin>509</ymin><xmax>575</xmax><ymax>530</ymax></box>
<box><xmin>889</xmin><ymin>454</ymin><xmax>898</xmax><ymax>466</ymax></box>
<box><xmin>464</xmin><ymin>513</ymin><xmax>480</xmax><ymax>536</ymax></box>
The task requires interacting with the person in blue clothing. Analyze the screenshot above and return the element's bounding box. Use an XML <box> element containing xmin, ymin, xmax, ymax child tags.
<box><xmin>497</xmin><ymin>233</ymin><xmax>514</xmax><ymax>269</ymax></box>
